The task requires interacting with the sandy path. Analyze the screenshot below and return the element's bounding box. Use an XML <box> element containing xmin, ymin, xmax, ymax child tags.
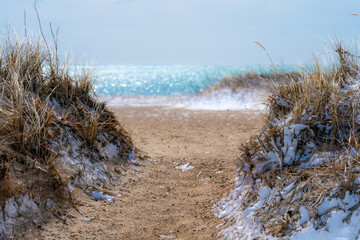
<box><xmin>27</xmin><ymin>106</ymin><xmax>263</xmax><ymax>240</ymax></box>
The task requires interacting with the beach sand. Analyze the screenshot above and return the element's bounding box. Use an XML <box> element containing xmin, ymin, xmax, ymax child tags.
<box><xmin>25</xmin><ymin>106</ymin><xmax>263</xmax><ymax>239</ymax></box>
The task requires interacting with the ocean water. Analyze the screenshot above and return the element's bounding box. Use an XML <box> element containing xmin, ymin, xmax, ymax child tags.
<box><xmin>93</xmin><ymin>65</ymin><xmax>295</xmax><ymax>110</ymax></box>
<box><xmin>93</xmin><ymin>65</ymin><xmax>297</xmax><ymax>96</ymax></box>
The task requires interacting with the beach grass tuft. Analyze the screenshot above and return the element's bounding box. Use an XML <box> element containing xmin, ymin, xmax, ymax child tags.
<box><xmin>220</xmin><ymin>44</ymin><xmax>360</xmax><ymax>239</ymax></box>
<box><xmin>211</xmin><ymin>71</ymin><xmax>302</xmax><ymax>92</ymax></box>
<box><xmin>0</xmin><ymin>34</ymin><xmax>134</xmax><ymax>237</ymax></box>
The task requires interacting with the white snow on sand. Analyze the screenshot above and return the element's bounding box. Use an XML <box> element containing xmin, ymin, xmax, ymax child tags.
<box><xmin>176</xmin><ymin>162</ymin><xmax>194</xmax><ymax>172</ymax></box>
<box><xmin>290</xmin><ymin>192</ymin><xmax>360</xmax><ymax>240</ymax></box>
<box><xmin>218</xmin><ymin>177</ymin><xmax>360</xmax><ymax>240</ymax></box>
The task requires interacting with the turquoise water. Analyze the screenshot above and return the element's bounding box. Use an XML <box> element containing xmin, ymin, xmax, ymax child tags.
<box><xmin>93</xmin><ymin>65</ymin><xmax>296</xmax><ymax>96</ymax></box>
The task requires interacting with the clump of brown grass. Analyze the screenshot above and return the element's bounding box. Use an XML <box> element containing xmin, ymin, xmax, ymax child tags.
<box><xmin>210</xmin><ymin>71</ymin><xmax>302</xmax><ymax>92</ymax></box>
<box><xmin>0</xmin><ymin>34</ymin><xmax>134</xmax><ymax>236</ymax></box>
<box><xmin>223</xmin><ymin>44</ymin><xmax>360</xmax><ymax>238</ymax></box>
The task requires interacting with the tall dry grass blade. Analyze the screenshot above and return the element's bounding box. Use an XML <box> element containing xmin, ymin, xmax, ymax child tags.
<box><xmin>254</xmin><ymin>40</ymin><xmax>277</xmax><ymax>73</ymax></box>
<box><xmin>23</xmin><ymin>10</ymin><xmax>27</xmax><ymax>37</ymax></box>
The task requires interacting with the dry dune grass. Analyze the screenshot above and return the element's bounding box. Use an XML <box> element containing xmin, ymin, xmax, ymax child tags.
<box><xmin>0</xmin><ymin>35</ymin><xmax>134</xmax><ymax>237</ymax></box>
<box><xmin>220</xmin><ymin>44</ymin><xmax>360</xmax><ymax>238</ymax></box>
<box><xmin>211</xmin><ymin>71</ymin><xmax>302</xmax><ymax>91</ymax></box>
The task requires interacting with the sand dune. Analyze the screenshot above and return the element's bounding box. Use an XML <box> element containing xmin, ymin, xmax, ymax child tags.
<box><xmin>25</xmin><ymin>106</ymin><xmax>263</xmax><ymax>239</ymax></box>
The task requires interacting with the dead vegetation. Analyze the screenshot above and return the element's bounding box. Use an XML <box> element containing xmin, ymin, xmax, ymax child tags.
<box><xmin>210</xmin><ymin>71</ymin><xmax>302</xmax><ymax>92</ymax></box>
<box><xmin>0</xmin><ymin>35</ymin><xmax>134</xmax><ymax>237</ymax></box>
<box><xmin>219</xmin><ymin>44</ymin><xmax>360</xmax><ymax>239</ymax></box>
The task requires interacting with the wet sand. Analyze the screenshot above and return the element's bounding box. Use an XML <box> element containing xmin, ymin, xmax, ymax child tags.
<box><xmin>25</xmin><ymin>106</ymin><xmax>263</xmax><ymax>240</ymax></box>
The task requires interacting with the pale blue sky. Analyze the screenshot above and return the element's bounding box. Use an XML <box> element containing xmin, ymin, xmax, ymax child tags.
<box><xmin>0</xmin><ymin>0</ymin><xmax>359</xmax><ymax>65</ymax></box>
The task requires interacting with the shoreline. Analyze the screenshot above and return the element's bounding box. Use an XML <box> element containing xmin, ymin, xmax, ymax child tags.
<box><xmin>99</xmin><ymin>89</ymin><xmax>266</xmax><ymax>111</ymax></box>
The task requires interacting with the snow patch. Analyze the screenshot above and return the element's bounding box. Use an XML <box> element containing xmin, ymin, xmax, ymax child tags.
<box><xmin>176</xmin><ymin>162</ymin><xmax>194</xmax><ymax>172</ymax></box>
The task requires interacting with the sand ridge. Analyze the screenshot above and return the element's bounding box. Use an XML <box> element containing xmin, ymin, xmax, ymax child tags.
<box><xmin>25</xmin><ymin>106</ymin><xmax>263</xmax><ymax>239</ymax></box>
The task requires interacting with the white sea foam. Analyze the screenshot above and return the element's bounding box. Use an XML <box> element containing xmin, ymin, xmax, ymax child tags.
<box><xmin>101</xmin><ymin>95</ymin><xmax>182</xmax><ymax>107</ymax></box>
<box><xmin>101</xmin><ymin>89</ymin><xmax>266</xmax><ymax>111</ymax></box>
<box><xmin>174</xmin><ymin>89</ymin><xmax>265</xmax><ymax>110</ymax></box>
